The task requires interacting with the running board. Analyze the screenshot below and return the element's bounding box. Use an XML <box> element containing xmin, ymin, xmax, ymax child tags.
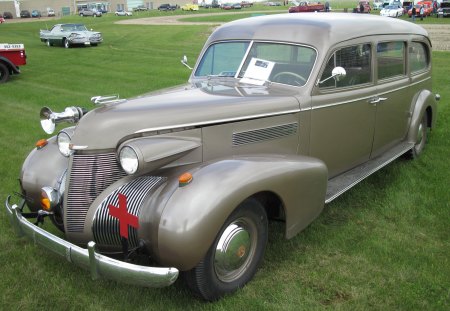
<box><xmin>325</xmin><ymin>142</ymin><xmax>414</xmax><ymax>204</ymax></box>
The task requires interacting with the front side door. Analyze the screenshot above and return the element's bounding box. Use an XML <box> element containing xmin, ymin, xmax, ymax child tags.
<box><xmin>310</xmin><ymin>43</ymin><xmax>377</xmax><ymax>178</ymax></box>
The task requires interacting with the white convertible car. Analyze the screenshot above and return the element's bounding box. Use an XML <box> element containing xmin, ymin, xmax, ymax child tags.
<box><xmin>380</xmin><ymin>4</ymin><xmax>404</xmax><ymax>17</ymax></box>
<box><xmin>39</xmin><ymin>24</ymin><xmax>103</xmax><ymax>48</ymax></box>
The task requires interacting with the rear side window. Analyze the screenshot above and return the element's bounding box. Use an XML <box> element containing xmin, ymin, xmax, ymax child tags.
<box><xmin>319</xmin><ymin>43</ymin><xmax>372</xmax><ymax>89</ymax></box>
<box><xmin>409</xmin><ymin>42</ymin><xmax>429</xmax><ymax>73</ymax></box>
<box><xmin>377</xmin><ymin>41</ymin><xmax>406</xmax><ymax>80</ymax></box>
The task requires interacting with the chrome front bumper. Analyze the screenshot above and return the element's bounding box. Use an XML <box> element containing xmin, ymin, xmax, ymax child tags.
<box><xmin>5</xmin><ymin>196</ymin><xmax>179</xmax><ymax>287</ymax></box>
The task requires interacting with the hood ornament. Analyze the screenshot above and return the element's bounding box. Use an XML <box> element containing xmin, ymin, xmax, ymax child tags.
<box><xmin>90</xmin><ymin>94</ymin><xmax>126</xmax><ymax>105</ymax></box>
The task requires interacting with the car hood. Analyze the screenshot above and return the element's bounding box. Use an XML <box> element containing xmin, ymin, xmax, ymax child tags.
<box><xmin>70</xmin><ymin>84</ymin><xmax>301</xmax><ymax>150</ymax></box>
<box><xmin>70</xmin><ymin>30</ymin><xmax>101</xmax><ymax>36</ymax></box>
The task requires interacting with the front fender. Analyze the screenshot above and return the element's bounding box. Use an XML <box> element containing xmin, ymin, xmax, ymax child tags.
<box><xmin>155</xmin><ymin>155</ymin><xmax>327</xmax><ymax>270</ymax></box>
<box><xmin>407</xmin><ymin>89</ymin><xmax>438</xmax><ymax>143</ymax></box>
<box><xmin>20</xmin><ymin>135</ymin><xmax>69</xmax><ymax>211</ymax></box>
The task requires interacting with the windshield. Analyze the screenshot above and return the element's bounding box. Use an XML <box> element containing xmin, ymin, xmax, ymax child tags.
<box><xmin>61</xmin><ymin>24</ymin><xmax>88</xmax><ymax>32</ymax></box>
<box><xmin>194</xmin><ymin>41</ymin><xmax>317</xmax><ymax>87</ymax></box>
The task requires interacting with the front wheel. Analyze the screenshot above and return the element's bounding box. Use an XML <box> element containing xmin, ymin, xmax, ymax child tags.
<box><xmin>184</xmin><ymin>198</ymin><xmax>268</xmax><ymax>301</ymax></box>
<box><xmin>63</xmin><ymin>38</ymin><xmax>70</xmax><ymax>49</ymax></box>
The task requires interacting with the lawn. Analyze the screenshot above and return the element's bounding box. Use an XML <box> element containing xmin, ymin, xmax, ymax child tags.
<box><xmin>0</xmin><ymin>9</ymin><xmax>449</xmax><ymax>311</ymax></box>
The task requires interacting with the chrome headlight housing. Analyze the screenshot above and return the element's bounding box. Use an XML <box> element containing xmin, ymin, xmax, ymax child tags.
<box><xmin>57</xmin><ymin>131</ymin><xmax>73</xmax><ymax>157</ymax></box>
<box><xmin>119</xmin><ymin>146</ymin><xmax>139</xmax><ymax>175</ymax></box>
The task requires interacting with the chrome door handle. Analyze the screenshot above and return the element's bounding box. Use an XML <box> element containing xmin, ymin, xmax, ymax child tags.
<box><xmin>369</xmin><ymin>97</ymin><xmax>388</xmax><ymax>104</ymax></box>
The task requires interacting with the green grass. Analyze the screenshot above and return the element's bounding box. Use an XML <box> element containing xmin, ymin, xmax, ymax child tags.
<box><xmin>1</xmin><ymin>11</ymin><xmax>449</xmax><ymax>310</ymax></box>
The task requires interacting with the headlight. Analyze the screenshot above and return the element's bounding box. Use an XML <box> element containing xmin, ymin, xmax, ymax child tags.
<box><xmin>57</xmin><ymin>131</ymin><xmax>72</xmax><ymax>157</ymax></box>
<box><xmin>119</xmin><ymin>146</ymin><xmax>138</xmax><ymax>175</ymax></box>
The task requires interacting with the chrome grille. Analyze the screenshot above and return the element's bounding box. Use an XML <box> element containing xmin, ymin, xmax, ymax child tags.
<box><xmin>93</xmin><ymin>176</ymin><xmax>166</xmax><ymax>247</ymax></box>
<box><xmin>232</xmin><ymin>123</ymin><xmax>298</xmax><ymax>146</ymax></box>
<box><xmin>66</xmin><ymin>153</ymin><xmax>126</xmax><ymax>233</ymax></box>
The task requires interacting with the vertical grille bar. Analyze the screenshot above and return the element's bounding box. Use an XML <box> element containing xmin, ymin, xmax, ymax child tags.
<box><xmin>66</xmin><ymin>153</ymin><xmax>126</xmax><ymax>233</ymax></box>
<box><xmin>92</xmin><ymin>176</ymin><xmax>167</xmax><ymax>248</ymax></box>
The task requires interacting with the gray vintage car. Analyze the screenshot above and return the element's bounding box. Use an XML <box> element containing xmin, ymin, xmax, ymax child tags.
<box><xmin>6</xmin><ymin>13</ymin><xmax>439</xmax><ymax>300</ymax></box>
<box><xmin>39</xmin><ymin>23</ymin><xmax>103</xmax><ymax>48</ymax></box>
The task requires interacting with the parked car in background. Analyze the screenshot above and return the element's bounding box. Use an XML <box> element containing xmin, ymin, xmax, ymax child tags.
<box><xmin>47</xmin><ymin>8</ymin><xmax>55</xmax><ymax>17</ymax></box>
<box><xmin>115</xmin><ymin>9</ymin><xmax>133</xmax><ymax>16</ymax></box>
<box><xmin>289</xmin><ymin>1</ymin><xmax>324</xmax><ymax>12</ymax></box>
<box><xmin>221</xmin><ymin>3</ymin><xmax>234</xmax><ymax>9</ymax></box>
<box><xmin>134</xmin><ymin>5</ymin><xmax>149</xmax><ymax>11</ymax></box>
<box><xmin>20</xmin><ymin>10</ymin><xmax>31</xmax><ymax>18</ymax></box>
<box><xmin>39</xmin><ymin>23</ymin><xmax>103</xmax><ymax>48</ymax></box>
<box><xmin>241</xmin><ymin>1</ymin><xmax>253</xmax><ymax>7</ymax></box>
<box><xmin>373</xmin><ymin>0</ymin><xmax>383</xmax><ymax>9</ymax></box>
<box><xmin>3</xmin><ymin>11</ymin><xmax>13</xmax><ymax>19</ymax></box>
<box><xmin>181</xmin><ymin>3</ymin><xmax>199</xmax><ymax>10</ymax></box>
<box><xmin>31</xmin><ymin>10</ymin><xmax>41</xmax><ymax>18</ymax></box>
<box><xmin>79</xmin><ymin>8</ymin><xmax>102</xmax><ymax>17</ymax></box>
<box><xmin>6</xmin><ymin>13</ymin><xmax>439</xmax><ymax>301</ymax></box>
<box><xmin>0</xmin><ymin>43</ymin><xmax>26</xmax><ymax>83</ymax></box>
<box><xmin>408</xmin><ymin>2</ymin><xmax>432</xmax><ymax>17</ymax></box>
<box><xmin>437</xmin><ymin>0</ymin><xmax>450</xmax><ymax>17</ymax></box>
<box><xmin>354</xmin><ymin>0</ymin><xmax>371</xmax><ymax>12</ymax></box>
<box><xmin>0</xmin><ymin>16</ymin><xmax>4</xmax><ymax>23</ymax></box>
<box><xmin>158</xmin><ymin>3</ymin><xmax>177</xmax><ymax>10</ymax></box>
<box><xmin>380</xmin><ymin>4</ymin><xmax>404</xmax><ymax>16</ymax></box>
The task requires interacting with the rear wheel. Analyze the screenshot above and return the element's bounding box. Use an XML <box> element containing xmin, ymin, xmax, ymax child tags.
<box><xmin>407</xmin><ymin>113</ymin><xmax>428</xmax><ymax>159</ymax></box>
<box><xmin>0</xmin><ymin>62</ymin><xmax>10</xmax><ymax>83</ymax></box>
<box><xmin>184</xmin><ymin>198</ymin><xmax>268</xmax><ymax>301</ymax></box>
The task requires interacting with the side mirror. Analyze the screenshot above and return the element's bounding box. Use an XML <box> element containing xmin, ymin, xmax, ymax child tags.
<box><xmin>181</xmin><ymin>55</ymin><xmax>193</xmax><ymax>70</ymax></box>
<box><xmin>317</xmin><ymin>66</ymin><xmax>347</xmax><ymax>85</ymax></box>
<box><xmin>331</xmin><ymin>66</ymin><xmax>346</xmax><ymax>82</ymax></box>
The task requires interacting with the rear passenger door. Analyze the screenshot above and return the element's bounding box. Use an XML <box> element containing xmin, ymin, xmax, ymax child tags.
<box><xmin>371</xmin><ymin>40</ymin><xmax>411</xmax><ymax>157</ymax></box>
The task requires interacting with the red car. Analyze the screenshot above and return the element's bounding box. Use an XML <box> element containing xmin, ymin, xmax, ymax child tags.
<box><xmin>0</xmin><ymin>43</ymin><xmax>27</xmax><ymax>83</ymax></box>
<box><xmin>289</xmin><ymin>1</ymin><xmax>324</xmax><ymax>13</ymax></box>
<box><xmin>354</xmin><ymin>0</ymin><xmax>371</xmax><ymax>13</ymax></box>
<box><xmin>408</xmin><ymin>1</ymin><xmax>432</xmax><ymax>16</ymax></box>
<box><xmin>0</xmin><ymin>16</ymin><xmax>5</xmax><ymax>23</ymax></box>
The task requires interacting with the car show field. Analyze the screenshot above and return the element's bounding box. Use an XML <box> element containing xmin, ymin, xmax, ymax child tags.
<box><xmin>0</xmin><ymin>5</ymin><xmax>449</xmax><ymax>309</ymax></box>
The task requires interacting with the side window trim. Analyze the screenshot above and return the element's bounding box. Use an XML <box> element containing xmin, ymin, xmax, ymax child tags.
<box><xmin>318</xmin><ymin>42</ymin><xmax>373</xmax><ymax>92</ymax></box>
<box><xmin>376</xmin><ymin>40</ymin><xmax>407</xmax><ymax>82</ymax></box>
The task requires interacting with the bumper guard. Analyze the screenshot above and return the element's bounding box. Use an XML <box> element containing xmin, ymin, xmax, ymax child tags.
<box><xmin>5</xmin><ymin>195</ymin><xmax>179</xmax><ymax>288</ymax></box>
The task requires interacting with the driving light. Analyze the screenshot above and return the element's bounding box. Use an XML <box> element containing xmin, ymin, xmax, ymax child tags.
<box><xmin>40</xmin><ymin>186</ymin><xmax>58</xmax><ymax>211</ymax></box>
<box><xmin>119</xmin><ymin>146</ymin><xmax>138</xmax><ymax>175</ymax></box>
<box><xmin>57</xmin><ymin>131</ymin><xmax>72</xmax><ymax>157</ymax></box>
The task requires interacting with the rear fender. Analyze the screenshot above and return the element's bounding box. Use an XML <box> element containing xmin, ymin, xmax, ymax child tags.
<box><xmin>152</xmin><ymin>155</ymin><xmax>327</xmax><ymax>270</ymax></box>
<box><xmin>407</xmin><ymin>89</ymin><xmax>438</xmax><ymax>143</ymax></box>
<box><xmin>0</xmin><ymin>57</ymin><xmax>20</xmax><ymax>74</ymax></box>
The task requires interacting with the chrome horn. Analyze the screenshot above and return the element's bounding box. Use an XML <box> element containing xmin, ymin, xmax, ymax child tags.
<box><xmin>40</xmin><ymin>106</ymin><xmax>86</xmax><ymax>134</ymax></box>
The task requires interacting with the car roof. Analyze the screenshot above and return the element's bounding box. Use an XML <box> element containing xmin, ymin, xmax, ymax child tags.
<box><xmin>205</xmin><ymin>13</ymin><xmax>429</xmax><ymax>50</ymax></box>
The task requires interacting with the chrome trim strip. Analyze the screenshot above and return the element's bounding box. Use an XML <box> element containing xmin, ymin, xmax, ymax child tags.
<box><xmin>314</xmin><ymin>76</ymin><xmax>431</xmax><ymax>111</ymax></box>
<box><xmin>5</xmin><ymin>196</ymin><xmax>178</xmax><ymax>288</ymax></box>
<box><xmin>134</xmin><ymin>109</ymin><xmax>301</xmax><ymax>134</ymax></box>
<box><xmin>312</xmin><ymin>94</ymin><xmax>375</xmax><ymax>110</ymax></box>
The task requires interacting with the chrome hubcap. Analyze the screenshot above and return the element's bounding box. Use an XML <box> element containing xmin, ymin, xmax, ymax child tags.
<box><xmin>417</xmin><ymin>123</ymin><xmax>424</xmax><ymax>145</ymax></box>
<box><xmin>214</xmin><ymin>219</ymin><xmax>255</xmax><ymax>282</ymax></box>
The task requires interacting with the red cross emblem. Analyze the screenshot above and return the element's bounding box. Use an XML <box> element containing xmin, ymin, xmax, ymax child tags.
<box><xmin>108</xmin><ymin>193</ymin><xmax>139</xmax><ymax>239</ymax></box>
